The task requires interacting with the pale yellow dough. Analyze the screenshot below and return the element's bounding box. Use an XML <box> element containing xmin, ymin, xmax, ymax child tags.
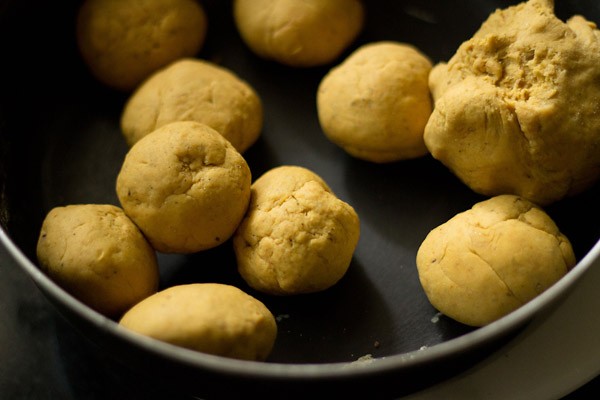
<box><xmin>233</xmin><ymin>0</ymin><xmax>365</xmax><ymax>67</ymax></box>
<box><xmin>119</xmin><ymin>283</ymin><xmax>277</xmax><ymax>361</ymax></box>
<box><xmin>116</xmin><ymin>121</ymin><xmax>252</xmax><ymax>254</ymax></box>
<box><xmin>77</xmin><ymin>0</ymin><xmax>207</xmax><ymax>91</ymax></box>
<box><xmin>36</xmin><ymin>204</ymin><xmax>159</xmax><ymax>317</ymax></box>
<box><xmin>416</xmin><ymin>195</ymin><xmax>576</xmax><ymax>327</ymax></box>
<box><xmin>121</xmin><ymin>58</ymin><xmax>263</xmax><ymax>153</ymax></box>
<box><xmin>233</xmin><ymin>165</ymin><xmax>360</xmax><ymax>295</ymax></box>
<box><xmin>317</xmin><ymin>41</ymin><xmax>433</xmax><ymax>163</ymax></box>
<box><xmin>424</xmin><ymin>0</ymin><xmax>600</xmax><ymax>205</ymax></box>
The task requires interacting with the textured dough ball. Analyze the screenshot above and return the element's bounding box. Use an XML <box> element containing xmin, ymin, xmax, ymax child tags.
<box><xmin>233</xmin><ymin>0</ymin><xmax>365</xmax><ymax>67</ymax></box>
<box><xmin>424</xmin><ymin>0</ymin><xmax>600</xmax><ymax>205</ymax></box>
<box><xmin>119</xmin><ymin>283</ymin><xmax>277</xmax><ymax>361</ymax></box>
<box><xmin>36</xmin><ymin>204</ymin><xmax>159</xmax><ymax>317</ymax></box>
<box><xmin>416</xmin><ymin>195</ymin><xmax>576</xmax><ymax>327</ymax></box>
<box><xmin>76</xmin><ymin>0</ymin><xmax>207</xmax><ymax>91</ymax></box>
<box><xmin>116</xmin><ymin>121</ymin><xmax>252</xmax><ymax>254</ymax></box>
<box><xmin>317</xmin><ymin>41</ymin><xmax>433</xmax><ymax>163</ymax></box>
<box><xmin>121</xmin><ymin>58</ymin><xmax>263</xmax><ymax>153</ymax></box>
<box><xmin>233</xmin><ymin>165</ymin><xmax>360</xmax><ymax>295</ymax></box>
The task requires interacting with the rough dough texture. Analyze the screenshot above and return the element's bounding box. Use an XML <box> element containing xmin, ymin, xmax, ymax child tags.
<box><xmin>116</xmin><ymin>121</ymin><xmax>252</xmax><ymax>254</ymax></box>
<box><xmin>77</xmin><ymin>0</ymin><xmax>207</xmax><ymax>91</ymax></box>
<box><xmin>119</xmin><ymin>283</ymin><xmax>277</xmax><ymax>361</ymax></box>
<box><xmin>424</xmin><ymin>0</ymin><xmax>600</xmax><ymax>205</ymax></box>
<box><xmin>36</xmin><ymin>204</ymin><xmax>159</xmax><ymax>317</ymax></box>
<box><xmin>121</xmin><ymin>58</ymin><xmax>263</xmax><ymax>153</ymax></box>
<box><xmin>233</xmin><ymin>165</ymin><xmax>360</xmax><ymax>295</ymax></box>
<box><xmin>233</xmin><ymin>0</ymin><xmax>365</xmax><ymax>67</ymax></box>
<box><xmin>416</xmin><ymin>195</ymin><xmax>576</xmax><ymax>327</ymax></box>
<box><xmin>317</xmin><ymin>41</ymin><xmax>433</xmax><ymax>163</ymax></box>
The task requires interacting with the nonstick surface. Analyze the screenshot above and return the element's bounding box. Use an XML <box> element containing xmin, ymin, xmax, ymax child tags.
<box><xmin>1</xmin><ymin>0</ymin><xmax>599</xmax><ymax>397</ymax></box>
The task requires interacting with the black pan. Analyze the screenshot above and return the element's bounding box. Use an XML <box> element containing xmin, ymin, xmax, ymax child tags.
<box><xmin>1</xmin><ymin>0</ymin><xmax>599</xmax><ymax>398</ymax></box>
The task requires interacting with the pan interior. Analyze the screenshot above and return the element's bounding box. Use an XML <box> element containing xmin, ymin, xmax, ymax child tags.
<box><xmin>0</xmin><ymin>0</ymin><xmax>599</xmax><ymax>366</ymax></box>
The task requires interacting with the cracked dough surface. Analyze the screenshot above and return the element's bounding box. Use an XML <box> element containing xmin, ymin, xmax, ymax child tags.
<box><xmin>36</xmin><ymin>204</ymin><xmax>159</xmax><ymax>317</ymax></box>
<box><xmin>77</xmin><ymin>0</ymin><xmax>207</xmax><ymax>91</ymax></box>
<box><xmin>233</xmin><ymin>0</ymin><xmax>364</xmax><ymax>67</ymax></box>
<box><xmin>119</xmin><ymin>283</ymin><xmax>277</xmax><ymax>361</ymax></box>
<box><xmin>424</xmin><ymin>0</ymin><xmax>600</xmax><ymax>205</ymax></box>
<box><xmin>416</xmin><ymin>195</ymin><xmax>576</xmax><ymax>327</ymax></box>
<box><xmin>121</xmin><ymin>58</ymin><xmax>263</xmax><ymax>153</ymax></box>
<box><xmin>233</xmin><ymin>165</ymin><xmax>360</xmax><ymax>295</ymax></box>
<box><xmin>317</xmin><ymin>41</ymin><xmax>433</xmax><ymax>163</ymax></box>
<box><xmin>116</xmin><ymin>121</ymin><xmax>251</xmax><ymax>254</ymax></box>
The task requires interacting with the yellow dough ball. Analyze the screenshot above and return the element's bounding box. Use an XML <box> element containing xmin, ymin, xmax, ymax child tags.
<box><xmin>76</xmin><ymin>0</ymin><xmax>208</xmax><ymax>91</ymax></box>
<box><xmin>233</xmin><ymin>165</ymin><xmax>360</xmax><ymax>295</ymax></box>
<box><xmin>116</xmin><ymin>121</ymin><xmax>252</xmax><ymax>254</ymax></box>
<box><xmin>416</xmin><ymin>195</ymin><xmax>576</xmax><ymax>327</ymax></box>
<box><xmin>424</xmin><ymin>0</ymin><xmax>600</xmax><ymax>205</ymax></box>
<box><xmin>233</xmin><ymin>0</ymin><xmax>365</xmax><ymax>67</ymax></box>
<box><xmin>119</xmin><ymin>283</ymin><xmax>278</xmax><ymax>361</ymax></box>
<box><xmin>317</xmin><ymin>41</ymin><xmax>433</xmax><ymax>163</ymax></box>
<box><xmin>36</xmin><ymin>204</ymin><xmax>159</xmax><ymax>317</ymax></box>
<box><xmin>121</xmin><ymin>58</ymin><xmax>263</xmax><ymax>153</ymax></box>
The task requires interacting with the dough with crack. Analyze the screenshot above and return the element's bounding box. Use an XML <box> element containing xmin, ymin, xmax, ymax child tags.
<box><xmin>116</xmin><ymin>121</ymin><xmax>252</xmax><ymax>254</ymax></box>
<box><xmin>416</xmin><ymin>194</ymin><xmax>576</xmax><ymax>327</ymax></box>
<box><xmin>233</xmin><ymin>165</ymin><xmax>360</xmax><ymax>295</ymax></box>
<box><xmin>424</xmin><ymin>0</ymin><xmax>600</xmax><ymax>205</ymax></box>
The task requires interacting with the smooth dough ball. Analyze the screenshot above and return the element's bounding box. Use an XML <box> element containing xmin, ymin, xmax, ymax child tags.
<box><xmin>36</xmin><ymin>204</ymin><xmax>159</xmax><ymax>317</ymax></box>
<box><xmin>119</xmin><ymin>283</ymin><xmax>277</xmax><ymax>361</ymax></box>
<box><xmin>233</xmin><ymin>165</ymin><xmax>360</xmax><ymax>295</ymax></box>
<box><xmin>116</xmin><ymin>121</ymin><xmax>252</xmax><ymax>254</ymax></box>
<box><xmin>76</xmin><ymin>0</ymin><xmax>208</xmax><ymax>91</ymax></box>
<box><xmin>233</xmin><ymin>0</ymin><xmax>365</xmax><ymax>67</ymax></box>
<box><xmin>416</xmin><ymin>195</ymin><xmax>576</xmax><ymax>327</ymax></box>
<box><xmin>424</xmin><ymin>0</ymin><xmax>600</xmax><ymax>205</ymax></box>
<box><xmin>121</xmin><ymin>58</ymin><xmax>263</xmax><ymax>153</ymax></box>
<box><xmin>317</xmin><ymin>41</ymin><xmax>433</xmax><ymax>163</ymax></box>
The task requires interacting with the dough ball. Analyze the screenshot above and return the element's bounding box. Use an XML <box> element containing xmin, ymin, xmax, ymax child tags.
<box><xmin>36</xmin><ymin>204</ymin><xmax>159</xmax><ymax>317</ymax></box>
<box><xmin>121</xmin><ymin>58</ymin><xmax>263</xmax><ymax>153</ymax></box>
<box><xmin>116</xmin><ymin>121</ymin><xmax>252</xmax><ymax>254</ymax></box>
<box><xmin>119</xmin><ymin>283</ymin><xmax>277</xmax><ymax>361</ymax></box>
<box><xmin>424</xmin><ymin>0</ymin><xmax>600</xmax><ymax>205</ymax></box>
<box><xmin>317</xmin><ymin>41</ymin><xmax>433</xmax><ymax>163</ymax></box>
<box><xmin>416</xmin><ymin>195</ymin><xmax>576</xmax><ymax>327</ymax></box>
<box><xmin>233</xmin><ymin>165</ymin><xmax>360</xmax><ymax>295</ymax></box>
<box><xmin>233</xmin><ymin>0</ymin><xmax>365</xmax><ymax>67</ymax></box>
<box><xmin>76</xmin><ymin>0</ymin><xmax>208</xmax><ymax>91</ymax></box>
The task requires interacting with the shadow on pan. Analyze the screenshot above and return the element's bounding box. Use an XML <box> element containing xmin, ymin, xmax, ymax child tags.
<box><xmin>1</xmin><ymin>0</ymin><xmax>599</xmax><ymax>398</ymax></box>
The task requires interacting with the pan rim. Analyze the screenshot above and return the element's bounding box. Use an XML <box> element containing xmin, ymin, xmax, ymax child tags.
<box><xmin>1</xmin><ymin>225</ymin><xmax>598</xmax><ymax>380</ymax></box>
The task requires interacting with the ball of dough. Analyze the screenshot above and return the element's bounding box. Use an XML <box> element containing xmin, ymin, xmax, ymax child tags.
<box><xmin>76</xmin><ymin>0</ymin><xmax>208</xmax><ymax>91</ymax></box>
<box><xmin>116</xmin><ymin>121</ymin><xmax>252</xmax><ymax>254</ymax></box>
<box><xmin>416</xmin><ymin>194</ymin><xmax>576</xmax><ymax>327</ymax></box>
<box><xmin>233</xmin><ymin>165</ymin><xmax>360</xmax><ymax>295</ymax></box>
<box><xmin>317</xmin><ymin>41</ymin><xmax>433</xmax><ymax>163</ymax></box>
<box><xmin>121</xmin><ymin>58</ymin><xmax>263</xmax><ymax>153</ymax></box>
<box><xmin>233</xmin><ymin>0</ymin><xmax>365</xmax><ymax>67</ymax></box>
<box><xmin>119</xmin><ymin>283</ymin><xmax>277</xmax><ymax>361</ymax></box>
<box><xmin>36</xmin><ymin>204</ymin><xmax>159</xmax><ymax>317</ymax></box>
<box><xmin>424</xmin><ymin>0</ymin><xmax>600</xmax><ymax>205</ymax></box>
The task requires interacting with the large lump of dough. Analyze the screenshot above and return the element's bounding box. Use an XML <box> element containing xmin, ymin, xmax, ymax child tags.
<box><xmin>424</xmin><ymin>0</ymin><xmax>600</xmax><ymax>205</ymax></box>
